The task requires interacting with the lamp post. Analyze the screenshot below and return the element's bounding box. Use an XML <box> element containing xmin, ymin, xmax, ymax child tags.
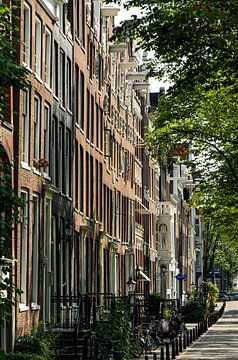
<box><xmin>161</xmin><ymin>264</ymin><xmax>167</xmax><ymax>299</ymax></box>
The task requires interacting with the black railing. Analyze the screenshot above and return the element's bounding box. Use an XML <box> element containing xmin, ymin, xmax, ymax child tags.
<box><xmin>50</xmin><ymin>294</ymin><xmax>96</xmax><ymax>330</ymax></box>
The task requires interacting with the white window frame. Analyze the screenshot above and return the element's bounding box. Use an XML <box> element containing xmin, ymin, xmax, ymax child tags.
<box><xmin>31</xmin><ymin>193</ymin><xmax>40</xmax><ymax>309</ymax></box>
<box><xmin>20</xmin><ymin>190</ymin><xmax>29</xmax><ymax>310</ymax></box>
<box><xmin>23</xmin><ymin>2</ymin><xmax>31</xmax><ymax>67</ymax></box>
<box><xmin>22</xmin><ymin>89</ymin><xmax>30</xmax><ymax>164</ymax></box>
<box><xmin>34</xmin><ymin>94</ymin><xmax>41</xmax><ymax>161</ymax></box>
<box><xmin>35</xmin><ymin>16</ymin><xmax>42</xmax><ymax>78</ymax></box>
<box><xmin>45</xmin><ymin>27</ymin><xmax>52</xmax><ymax>88</ymax></box>
<box><xmin>44</xmin><ymin>103</ymin><xmax>51</xmax><ymax>175</ymax></box>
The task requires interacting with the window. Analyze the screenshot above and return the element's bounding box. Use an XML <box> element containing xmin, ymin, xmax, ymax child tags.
<box><xmin>90</xmin><ymin>155</ymin><xmax>94</xmax><ymax>218</ymax></box>
<box><xmin>45</xmin><ymin>27</ymin><xmax>52</xmax><ymax>87</ymax></box>
<box><xmin>80</xmin><ymin>71</ymin><xmax>85</xmax><ymax>130</ymax></box>
<box><xmin>31</xmin><ymin>193</ymin><xmax>40</xmax><ymax>308</ymax></box>
<box><xmin>60</xmin><ymin>50</ymin><xmax>66</xmax><ymax>107</ymax></box>
<box><xmin>20</xmin><ymin>190</ymin><xmax>29</xmax><ymax>306</ymax></box>
<box><xmin>91</xmin><ymin>94</ymin><xmax>94</xmax><ymax>143</ymax></box>
<box><xmin>44</xmin><ymin>103</ymin><xmax>51</xmax><ymax>175</ymax></box>
<box><xmin>75</xmin><ymin>64</ymin><xmax>79</xmax><ymax>124</ymax></box>
<box><xmin>86</xmin><ymin>89</ymin><xmax>90</xmax><ymax>139</ymax></box>
<box><xmin>51</xmin><ymin>116</ymin><xmax>58</xmax><ymax>185</ymax></box>
<box><xmin>66</xmin><ymin>129</ymin><xmax>71</xmax><ymax>197</ymax></box>
<box><xmin>35</xmin><ymin>16</ymin><xmax>42</xmax><ymax>77</ymax></box>
<box><xmin>86</xmin><ymin>152</ymin><xmax>89</xmax><ymax>215</ymax></box>
<box><xmin>96</xmin><ymin>103</ymin><xmax>99</xmax><ymax>148</ymax></box>
<box><xmin>59</xmin><ymin>4</ymin><xmax>66</xmax><ymax>34</ymax></box>
<box><xmin>58</xmin><ymin>123</ymin><xmax>63</xmax><ymax>190</ymax></box>
<box><xmin>53</xmin><ymin>41</ymin><xmax>59</xmax><ymax>97</ymax></box>
<box><xmin>22</xmin><ymin>89</ymin><xmax>30</xmax><ymax>164</ymax></box>
<box><xmin>80</xmin><ymin>146</ymin><xmax>84</xmax><ymax>212</ymax></box>
<box><xmin>34</xmin><ymin>94</ymin><xmax>41</xmax><ymax>161</ymax></box>
<box><xmin>75</xmin><ymin>140</ymin><xmax>79</xmax><ymax>209</ymax></box>
<box><xmin>66</xmin><ymin>58</ymin><xmax>72</xmax><ymax>111</ymax></box>
<box><xmin>23</xmin><ymin>2</ymin><xmax>31</xmax><ymax>67</ymax></box>
<box><xmin>76</xmin><ymin>0</ymin><xmax>85</xmax><ymax>46</ymax></box>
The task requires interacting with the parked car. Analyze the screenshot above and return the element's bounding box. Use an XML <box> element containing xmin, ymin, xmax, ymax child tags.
<box><xmin>227</xmin><ymin>292</ymin><xmax>238</xmax><ymax>301</ymax></box>
<box><xmin>217</xmin><ymin>292</ymin><xmax>229</xmax><ymax>302</ymax></box>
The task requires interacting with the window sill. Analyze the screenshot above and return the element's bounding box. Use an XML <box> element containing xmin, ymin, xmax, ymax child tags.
<box><xmin>43</xmin><ymin>173</ymin><xmax>51</xmax><ymax>181</ymax></box>
<box><xmin>19</xmin><ymin>304</ymin><xmax>29</xmax><ymax>312</ymax></box>
<box><xmin>22</xmin><ymin>63</ymin><xmax>33</xmax><ymax>72</ymax></box>
<box><xmin>45</xmin><ymin>83</ymin><xmax>52</xmax><ymax>93</ymax></box>
<box><xmin>31</xmin><ymin>303</ymin><xmax>41</xmax><ymax>311</ymax></box>
<box><xmin>21</xmin><ymin>161</ymin><xmax>31</xmax><ymax>171</ymax></box>
<box><xmin>35</xmin><ymin>74</ymin><xmax>43</xmax><ymax>84</ymax></box>
<box><xmin>33</xmin><ymin>167</ymin><xmax>41</xmax><ymax>176</ymax></box>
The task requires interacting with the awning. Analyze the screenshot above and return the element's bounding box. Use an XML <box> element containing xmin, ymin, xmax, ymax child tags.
<box><xmin>138</xmin><ymin>270</ymin><xmax>151</xmax><ymax>282</ymax></box>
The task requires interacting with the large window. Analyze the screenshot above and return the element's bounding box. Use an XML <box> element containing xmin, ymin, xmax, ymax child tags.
<box><xmin>44</xmin><ymin>103</ymin><xmax>51</xmax><ymax>175</ymax></box>
<box><xmin>23</xmin><ymin>2</ymin><xmax>31</xmax><ymax>67</ymax></box>
<box><xmin>60</xmin><ymin>49</ymin><xmax>66</xmax><ymax>107</ymax></box>
<box><xmin>22</xmin><ymin>89</ymin><xmax>30</xmax><ymax>164</ymax></box>
<box><xmin>75</xmin><ymin>64</ymin><xmax>79</xmax><ymax>124</ymax></box>
<box><xmin>66</xmin><ymin>58</ymin><xmax>72</xmax><ymax>111</ymax></box>
<box><xmin>45</xmin><ymin>27</ymin><xmax>52</xmax><ymax>87</ymax></box>
<box><xmin>35</xmin><ymin>16</ymin><xmax>42</xmax><ymax>77</ymax></box>
<box><xmin>34</xmin><ymin>94</ymin><xmax>41</xmax><ymax>161</ymax></box>
<box><xmin>66</xmin><ymin>129</ymin><xmax>71</xmax><ymax>197</ymax></box>
<box><xmin>31</xmin><ymin>193</ymin><xmax>40</xmax><ymax>308</ymax></box>
<box><xmin>80</xmin><ymin>146</ymin><xmax>84</xmax><ymax>212</ymax></box>
<box><xmin>20</xmin><ymin>190</ymin><xmax>29</xmax><ymax>307</ymax></box>
<box><xmin>76</xmin><ymin>0</ymin><xmax>85</xmax><ymax>45</ymax></box>
<box><xmin>86</xmin><ymin>90</ymin><xmax>90</xmax><ymax>139</ymax></box>
<box><xmin>80</xmin><ymin>71</ymin><xmax>85</xmax><ymax>130</ymax></box>
<box><xmin>51</xmin><ymin>116</ymin><xmax>58</xmax><ymax>185</ymax></box>
<box><xmin>53</xmin><ymin>41</ymin><xmax>59</xmax><ymax>97</ymax></box>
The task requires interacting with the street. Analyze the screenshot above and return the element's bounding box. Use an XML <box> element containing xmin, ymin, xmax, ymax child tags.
<box><xmin>177</xmin><ymin>301</ymin><xmax>238</xmax><ymax>359</ymax></box>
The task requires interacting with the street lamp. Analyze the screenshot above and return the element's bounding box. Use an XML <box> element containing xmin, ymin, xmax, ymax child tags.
<box><xmin>161</xmin><ymin>264</ymin><xmax>167</xmax><ymax>299</ymax></box>
<box><xmin>126</xmin><ymin>277</ymin><xmax>136</xmax><ymax>294</ymax></box>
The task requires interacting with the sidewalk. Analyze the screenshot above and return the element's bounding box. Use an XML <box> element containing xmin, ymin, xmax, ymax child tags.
<box><xmin>177</xmin><ymin>300</ymin><xmax>238</xmax><ymax>359</ymax></box>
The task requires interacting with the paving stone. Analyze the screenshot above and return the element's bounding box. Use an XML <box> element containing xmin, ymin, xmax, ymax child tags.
<box><xmin>177</xmin><ymin>301</ymin><xmax>238</xmax><ymax>359</ymax></box>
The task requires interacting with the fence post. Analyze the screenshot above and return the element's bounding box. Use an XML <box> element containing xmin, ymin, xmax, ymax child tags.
<box><xmin>193</xmin><ymin>328</ymin><xmax>195</xmax><ymax>341</ymax></box>
<box><xmin>190</xmin><ymin>330</ymin><xmax>193</xmax><ymax>344</ymax></box>
<box><xmin>153</xmin><ymin>353</ymin><xmax>157</xmax><ymax>360</ymax></box>
<box><xmin>145</xmin><ymin>356</ymin><xmax>149</xmax><ymax>360</ymax></box>
<box><xmin>187</xmin><ymin>330</ymin><xmax>190</xmax><ymax>346</ymax></box>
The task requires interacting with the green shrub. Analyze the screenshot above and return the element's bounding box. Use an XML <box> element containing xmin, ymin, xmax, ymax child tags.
<box><xmin>14</xmin><ymin>323</ymin><xmax>57</xmax><ymax>360</ymax></box>
<box><xmin>95</xmin><ymin>300</ymin><xmax>140</xmax><ymax>359</ymax></box>
<box><xmin>181</xmin><ymin>300</ymin><xmax>205</xmax><ymax>323</ymax></box>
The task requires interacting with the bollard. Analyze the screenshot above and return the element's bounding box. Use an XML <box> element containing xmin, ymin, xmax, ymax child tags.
<box><xmin>153</xmin><ymin>353</ymin><xmax>157</xmax><ymax>359</ymax></box>
<box><xmin>171</xmin><ymin>340</ymin><xmax>176</xmax><ymax>359</ymax></box>
<box><xmin>190</xmin><ymin>329</ymin><xmax>193</xmax><ymax>344</ymax></box>
<box><xmin>166</xmin><ymin>342</ymin><xmax>170</xmax><ymax>360</ymax></box>
<box><xmin>175</xmin><ymin>338</ymin><xmax>179</xmax><ymax>355</ymax></box>
<box><xmin>161</xmin><ymin>347</ymin><xmax>165</xmax><ymax>360</ymax></box>
<box><xmin>179</xmin><ymin>335</ymin><xmax>183</xmax><ymax>352</ymax></box>
<box><xmin>183</xmin><ymin>332</ymin><xmax>187</xmax><ymax>349</ymax></box>
<box><xmin>186</xmin><ymin>330</ymin><xmax>190</xmax><ymax>346</ymax></box>
<box><xmin>195</xmin><ymin>325</ymin><xmax>198</xmax><ymax>339</ymax></box>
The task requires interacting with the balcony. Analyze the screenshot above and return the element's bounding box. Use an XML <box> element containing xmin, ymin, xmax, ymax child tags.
<box><xmin>126</xmin><ymin>72</ymin><xmax>147</xmax><ymax>81</ymax></box>
<box><xmin>109</xmin><ymin>43</ymin><xmax>127</xmax><ymax>54</ymax></box>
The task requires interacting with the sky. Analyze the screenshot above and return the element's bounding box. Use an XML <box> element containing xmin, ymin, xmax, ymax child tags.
<box><xmin>113</xmin><ymin>2</ymin><xmax>169</xmax><ymax>92</ymax></box>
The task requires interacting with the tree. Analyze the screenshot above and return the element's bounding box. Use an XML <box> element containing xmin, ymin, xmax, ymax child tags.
<box><xmin>108</xmin><ymin>0</ymin><xmax>238</xmax><ymax>281</ymax></box>
<box><xmin>0</xmin><ymin>3</ymin><xmax>28</xmax><ymax>322</ymax></box>
<box><xmin>0</xmin><ymin>2</ymin><xmax>28</xmax><ymax>121</ymax></box>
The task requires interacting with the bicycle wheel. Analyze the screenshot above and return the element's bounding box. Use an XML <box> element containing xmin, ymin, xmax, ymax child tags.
<box><xmin>145</xmin><ymin>335</ymin><xmax>157</xmax><ymax>352</ymax></box>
